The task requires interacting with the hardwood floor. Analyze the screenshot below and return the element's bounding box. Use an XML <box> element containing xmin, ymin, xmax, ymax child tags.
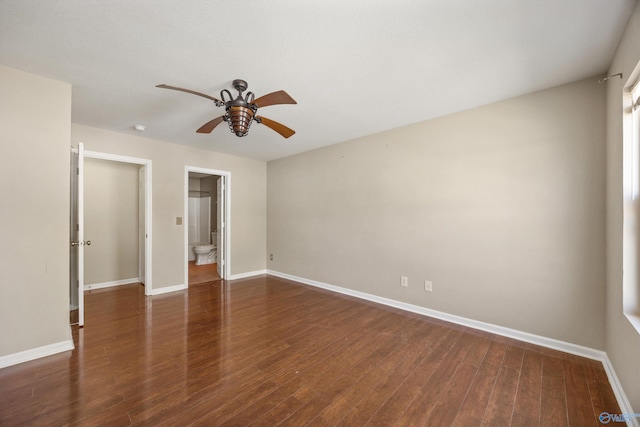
<box><xmin>189</xmin><ymin>261</ymin><xmax>221</xmax><ymax>285</ymax></box>
<box><xmin>0</xmin><ymin>275</ymin><xmax>621</xmax><ymax>426</ymax></box>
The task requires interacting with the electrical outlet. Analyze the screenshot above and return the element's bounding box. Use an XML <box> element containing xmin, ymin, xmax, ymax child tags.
<box><xmin>401</xmin><ymin>276</ymin><xmax>408</xmax><ymax>287</ymax></box>
<box><xmin>270</xmin><ymin>254</ymin><xmax>273</xmax><ymax>261</ymax></box>
<box><xmin>424</xmin><ymin>280</ymin><xmax>433</xmax><ymax>292</ymax></box>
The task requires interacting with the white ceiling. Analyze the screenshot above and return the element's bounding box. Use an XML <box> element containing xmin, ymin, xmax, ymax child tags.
<box><xmin>0</xmin><ymin>1</ymin><xmax>636</xmax><ymax>161</ymax></box>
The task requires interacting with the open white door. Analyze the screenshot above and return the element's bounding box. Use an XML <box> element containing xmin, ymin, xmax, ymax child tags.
<box><xmin>217</xmin><ymin>176</ymin><xmax>225</xmax><ymax>279</ymax></box>
<box><xmin>70</xmin><ymin>143</ymin><xmax>85</xmax><ymax>326</ymax></box>
<box><xmin>138</xmin><ymin>166</ymin><xmax>146</xmax><ymax>285</ymax></box>
<box><xmin>70</xmin><ymin>147</ymin><xmax>78</xmax><ymax>319</ymax></box>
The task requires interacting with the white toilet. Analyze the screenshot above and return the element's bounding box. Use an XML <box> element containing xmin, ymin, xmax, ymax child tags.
<box><xmin>193</xmin><ymin>232</ymin><xmax>217</xmax><ymax>265</ymax></box>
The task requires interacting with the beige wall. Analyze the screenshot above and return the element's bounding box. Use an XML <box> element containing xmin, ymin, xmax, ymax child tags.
<box><xmin>606</xmin><ymin>0</ymin><xmax>640</xmax><ymax>411</ymax></box>
<box><xmin>84</xmin><ymin>158</ymin><xmax>140</xmax><ymax>285</ymax></box>
<box><xmin>0</xmin><ymin>65</ymin><xmax>72</xmax><ymax>356</ymax></box>
<box><xmin>72</xmin><ymin>124</ymin><xmax>267</xmax><ymax>288</ymax></box>
<box><xmin>268</xmin><ymin>77</ymin><xmax>606</xmax><ymax>349</ymax></box>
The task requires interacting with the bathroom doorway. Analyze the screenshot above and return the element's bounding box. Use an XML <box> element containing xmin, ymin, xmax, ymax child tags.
<box><xmin>184</xmin><ymin>166</ymin><xmax>229</xmax><ymax>285</ymax></box>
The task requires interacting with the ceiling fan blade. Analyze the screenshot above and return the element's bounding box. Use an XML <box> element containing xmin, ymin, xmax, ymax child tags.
<box><xmin>252</xmin><ymin>90</ymin><xmax>297</xmax><ymax>108</ymax></box>
<box><xmin>156</xmin><ymin>84</ymin><xmax>223</xmax><ymax>104</ymax></box>
<box><xmin>257</xmin><ymin>116</ymin><xmax>295</xmax><ymax>138</ymax></box>
<box><xmin>196</xmin><ymin>116</ymin><xmax>225</xmax><ymax>134</ymax></box>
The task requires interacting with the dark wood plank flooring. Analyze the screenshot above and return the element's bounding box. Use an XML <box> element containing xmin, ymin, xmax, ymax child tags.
<box><xmin>0</xmin><ymin>275</ymin><xmax>621</xmax><ymax>426</ymax></box>
<box><xmin>189</xmin><ymin>261</ymin><xmax>221</xmax><ymax>285</ymax></box>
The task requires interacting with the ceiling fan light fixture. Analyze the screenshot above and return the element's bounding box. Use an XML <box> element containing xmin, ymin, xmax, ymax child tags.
<box><xmin>225</xmin><ymin>105</ymin><xmax>256</xmax><ymax>137</ymax></box>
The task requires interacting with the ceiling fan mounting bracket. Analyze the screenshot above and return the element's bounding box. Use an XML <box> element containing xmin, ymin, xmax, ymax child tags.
<box><xmin>232</xmin><ymin>79</ymin><xmax>248</xmax><ymax>93</ymax></box>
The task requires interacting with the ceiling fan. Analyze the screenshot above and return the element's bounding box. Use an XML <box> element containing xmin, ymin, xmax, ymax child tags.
<box><xmin>156</xmin><ymin>79</ymin><xmax>297</xmax><ymax>138</ymax></box>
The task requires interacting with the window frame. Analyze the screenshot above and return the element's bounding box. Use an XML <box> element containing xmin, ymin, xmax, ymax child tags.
<box><xmin>622</xmin><ymin>69</ymin><xmax>640</xmax><ymax>333</ymax></box>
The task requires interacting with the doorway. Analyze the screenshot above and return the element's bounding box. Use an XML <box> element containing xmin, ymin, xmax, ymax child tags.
<box><xmin>70</xmin><ymin>144</ymin><xmax>152</xmax><ymax>326</ymax></box>
<box><xmin>184</xmin><ymin>166</ymin><xmax>230</xmax><ymax>285</ymax></box>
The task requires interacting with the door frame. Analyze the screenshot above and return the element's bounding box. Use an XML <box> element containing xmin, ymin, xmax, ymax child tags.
<box><xmin>184</xmin><ymin>166</ymin><xmax>231</xmax><ymax>283</ymax></box>
<box><xmin>83</xmin><ymin>148</ymin><xmax>154</xmax><ymax>295</ymax></box>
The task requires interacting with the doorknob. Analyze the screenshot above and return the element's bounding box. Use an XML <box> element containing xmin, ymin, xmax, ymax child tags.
<box><xmin>70</xmin><ymin>241</ymin><xmax>80</xmax><ymax>247</ymax></box>
<box><xmin>84</xmin><ymin>240</ymin><xmax>91</xmax><ymax>246</ymax></box>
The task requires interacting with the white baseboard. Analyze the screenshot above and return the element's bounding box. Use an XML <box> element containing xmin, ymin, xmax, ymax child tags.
<box><xmin>0</xmin><ymin>340</ymin><xmax>74</xmax><ymax>369</ymax></box>
<box><xmin>147</xmin><ymin>269</ymin><xmax>267</xmax><ymax>295</ymax></box>
<box><xmin>601</xmin><ymin>355</ymin><xmax>640</xmax><ymax>427</ymax></box>
<box><xmin>149</xmin><ymin>283</ymin><xmax>187</xmax><ymax>295</ymax></box>
<box><xmin>267</xmin><ymin>270</ymin><xmax>635</xmax><ymax>419</ymax></box>
<box><xmin>84</xmin><ymin>277</ymin><xmax>139</xmax><ymax>291</ymax></box>
<box><xmin>267</xmin><ymin>270</ymin><xmax>604</xmax><ymax>358</ymax></box>
<box><xmin>228</xmin><ymin>269</ymin><xmax>267</xmax><ymax>281</ymax></box>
